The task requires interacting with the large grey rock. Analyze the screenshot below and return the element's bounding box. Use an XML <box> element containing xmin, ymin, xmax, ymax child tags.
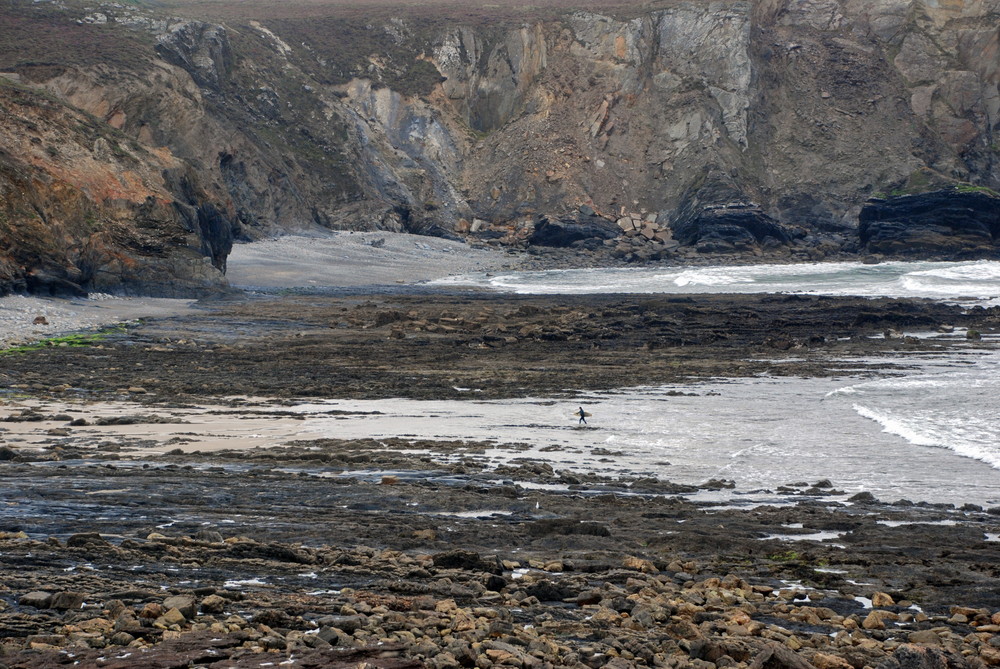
<box><xmin>19</xmin><ymin>592</ymin><xmax>53</xmax><ymax>609</ymax></box>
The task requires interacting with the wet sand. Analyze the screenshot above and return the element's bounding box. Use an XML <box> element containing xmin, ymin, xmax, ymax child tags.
<box><xmin>225</xmin><ymin>232</ymin><xmax>518</xmax><ymax>289</ymax></box>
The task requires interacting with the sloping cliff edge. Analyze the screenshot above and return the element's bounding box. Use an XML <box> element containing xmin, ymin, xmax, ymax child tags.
<box><xmin>1</xmin><ymin>0</ymin><xmax>999</xmax><ymax>295</ymax></box>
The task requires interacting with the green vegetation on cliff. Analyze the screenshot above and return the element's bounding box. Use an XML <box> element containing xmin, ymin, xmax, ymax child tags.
<box><xmin>0</xmin><ymin>2</ymin><xmax>154</xmax><ymax>73</ymax></box>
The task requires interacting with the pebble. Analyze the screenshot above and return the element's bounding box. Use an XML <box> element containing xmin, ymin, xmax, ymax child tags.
<box><xmin>2</xmin><ymin>534</ymin><xmax>998</xmax><ymax>669</ymax></box>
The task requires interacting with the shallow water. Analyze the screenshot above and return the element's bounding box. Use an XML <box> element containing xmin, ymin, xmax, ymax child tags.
<box><xmin>292</xmin><ymin>346</ymin><xmax>1000</xmax><ymax>508</ymax></box>
<box><xmin>423</xmin><ymin>260</ymin><xmax>1000</xmax><ymax>506</ymax></box>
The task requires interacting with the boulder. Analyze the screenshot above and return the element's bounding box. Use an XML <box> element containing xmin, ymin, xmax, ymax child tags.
<box><xmin>162</xmin><ymin>595</ymin><xmax>197</xmax><ymax>619</ymax></box>
<box><xmin>527</xmin><ymin>212</ymin><xmax>620</xmax><ymax>247</ymax></box>
<box><xmin>316</xmin><ymin>614</ymin><xmax>366</xmax><ymax>634</ymax></box>
<box><xmin>49</xmin><ymin>591</ymin><xmax>86</xmax><ymax>610</ymax></box>
<box><xmin>200</xmin><ymin>594</ymin><xmax>227</xmax><ymax>614</ymax></box>
<box><xmin>156</xmin><ymin>607</ymin><xmax>188</xmax><ymax>627</ymax></box>
<box><xmin>431</xmin><ymin>549</ymin><xmax>503</xmax><ymax>574</ymax></box>
<box><xmin>19</xmin><ymin>591</ymin><xmax>53</xmax><ymax>609</ymax></box>
<box><xmin>859</xmin><ymin>189</ymin><xmax>1000</xmax><ymax>256</ymax></box>
<box><xmin>876</xmin><ymin>644</ymin><xmax>969</xmax><ymax>669</ymax></box>
<box><xmin>66</xmin><ymin>532</ymin><xmax>112</xmax><ymax>548</ymax></box>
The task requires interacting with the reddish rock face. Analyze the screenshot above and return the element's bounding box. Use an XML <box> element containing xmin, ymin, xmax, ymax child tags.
<box><xmin>0</xmin><ymin>84</ymin><xmax>233</xmax><ymax>297</ymax></box>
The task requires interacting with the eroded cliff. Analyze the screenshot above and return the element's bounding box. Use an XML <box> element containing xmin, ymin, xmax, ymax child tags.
<box><xmin>0</xmin><ymin>80</ymin><xmax>232</xmax><ymax>296</ymax></box>
<box><xmin>1</xmin><ymin>0</ymin><xmax>999</xmax><ymax>293</ymax></box>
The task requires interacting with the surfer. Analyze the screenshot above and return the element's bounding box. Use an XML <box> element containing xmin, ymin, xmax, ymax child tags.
<box><xmin>577</xmin><ymin>407</ymin><xmax>587</xmax><ymax>425</ymax></box>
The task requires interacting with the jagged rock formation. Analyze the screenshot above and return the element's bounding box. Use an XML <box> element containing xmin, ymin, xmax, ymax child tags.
<box><xmin>666</xmin><ymin>170</ymin><xmax>801</xmax><ymax>253</ymax></box>
<box><xmin>859</xmin><ymin>189</ymin><xmax>1000</xmax><ymax>257</ymax></box>
<box><xmin>1</xmin><ymin>0</ymin><xmax>999</xmax><ymax>292</ymax></box>
<box><xmin>0</xmin><ymin>82</ymin><xmax>233</xmax><ymax>296</ymax></box>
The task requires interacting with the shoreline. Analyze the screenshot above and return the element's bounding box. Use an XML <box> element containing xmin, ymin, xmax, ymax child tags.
<box><xmin>2</xmin><ymin>436</ymin><xmax>1000</xmax><ymax>668</ymax></box>
<box><xmin>3</xmin><ymin>239</ymin><xmax>1000</xmax><ymax>668</ymax></box>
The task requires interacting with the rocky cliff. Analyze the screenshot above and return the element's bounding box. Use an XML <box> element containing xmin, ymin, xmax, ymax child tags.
<box><xmin>1</xmin><ymin>0</ymin><xmax>999</xmax><ymax>293</ymax></box>
<box><xmin>0</xmin><ymin>80</ymin><xmax>232</xmax><ymax>296</ymax></box>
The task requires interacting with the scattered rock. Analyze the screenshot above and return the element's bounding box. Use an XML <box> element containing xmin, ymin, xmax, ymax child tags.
<box><xmin>49</xmin><ymin>591</ymin><xmax>85</xmax><ymax>611</ymax></box>
<box><xmin>200</xmin><ymin>594</ymin><xmax>227</xmax><ymax>614</ymax></box>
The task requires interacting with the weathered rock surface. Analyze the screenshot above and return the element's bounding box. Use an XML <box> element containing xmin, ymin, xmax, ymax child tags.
<box><xmin>527</xmin><ymin>210</ymin><xmax>621</xmax><ymax>248</ymax></box>
<box><xmin>668</xmin><ymin>171</ymin><xmax>801</xmax><ymax>253</ymax></box>
<box><xmin>1</xmin><ymin>0</ymin><xmax>1000</xmax><ymax>291</ymax></box>
<box><xmin>0</xmin><ymin>81</ymin><xmax>233</xmax><ymax>296</ymax></box>
<box><xmin>859</xmin><ymin>189</ymin><xmax>1000</xmax><ymax>257</ymax></box>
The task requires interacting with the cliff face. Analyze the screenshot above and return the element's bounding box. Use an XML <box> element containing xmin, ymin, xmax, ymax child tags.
<box><xmin>0</xmin><ymin>80</ymin><xmax>232</xmax><ymax>296</ymax></box>
<box><xmin>1</xmin><ymin>0</ymin><xmax>999</xmax><ymax>293</ymax></box>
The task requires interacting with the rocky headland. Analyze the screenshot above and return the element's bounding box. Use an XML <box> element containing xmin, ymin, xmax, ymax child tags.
<box><xmin>2</xmin><ymin>0</ymin><xmax>1000</xmax><ymax>295</ymax></box>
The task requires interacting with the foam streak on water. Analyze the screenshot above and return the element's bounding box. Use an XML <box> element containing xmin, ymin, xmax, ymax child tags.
<box><xmin>839</xmin><ymin>354</ymin><xmax>1000</xmax><ymax>469</ymax></box>
<box><xmin>432</xmin><ymin>259</ymin><xmax>1000</xmax><ymax>305</ymax></box>
<box><xmin>427</xmin><ymin>260</ymin><xmax>1000</xmax><ymax>505</ymax></box>
<box><xmin>293</xmin><ymin>349</ymin><xmax>1000</xmax><ymax>507</ymax></box>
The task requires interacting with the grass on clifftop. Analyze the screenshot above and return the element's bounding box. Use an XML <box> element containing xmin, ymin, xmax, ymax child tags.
<box><xmin>0</xmin><ymin>3</ymin><xmax>155</xmax><ymax>73</ymax></box>
<box><xmin>872</xmin><ymin>168</ymin><xmax>1000</xmax><ymax>199</ymax></box>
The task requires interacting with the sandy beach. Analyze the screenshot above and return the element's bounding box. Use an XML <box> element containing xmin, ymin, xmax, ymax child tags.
<box><xmin>0</xmin><ymin>232</ymin><xmax>515</xmax><ymax>351</ymax></box>
<box><xmin>225</xmin><ymin>231</ymin><xmax>517</xmax><ymax>289</ymax></box>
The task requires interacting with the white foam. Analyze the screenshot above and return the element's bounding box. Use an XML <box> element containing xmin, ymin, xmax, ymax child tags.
<box><xmin>760</xmin><ymin>531</ymin><xmax>844</xmax><ymax>542</ymax></box>
<box><xmin>854</xmin><ymin>404</ymin><xmax>1000</xmax><ymax>469</ymax></box>
<box><xmin>433</xmin><ymin>260</ymin><xmax>1000</xmax><ymax>304</ymax></box>
<box><xmin>224</xmin><ymin>578</ymin><xmax>267</xmax><ymax>588</ymax></box>
<box><xmin>854</xmin><ymin>405</ymin><xmax>943</xmax><ymax>447</ymax></box>
<box><xmin>672</xmin><ymin>268</ymin><xmax>751</xmax><ymax>287</ymax></box>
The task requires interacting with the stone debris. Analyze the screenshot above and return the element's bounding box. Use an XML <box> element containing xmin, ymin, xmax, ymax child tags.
<box><xmin>2</xmin><ymin>529</ymin><xmax>998</xmax><ymax>669</ymax></box>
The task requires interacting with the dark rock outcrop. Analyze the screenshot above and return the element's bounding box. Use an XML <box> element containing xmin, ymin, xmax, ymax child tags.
<box><xmin>667</xmin><ymin>172</ymin><xmax>800</xmax><ymax>253</ymax></box>
<box><xmin>859</xmin><ymin>189</ymin><xmax>1000</xmax><ymax>257</ymax></box>
<box><xmin>527</xmin><ymin>210</ymin><xmax>621</xmax><ymax>248</ymax></box>
<box><xmin>0</xmin><ymin>82</ymin><xmax>235</xmax><ymax>297</ymax></box>
<box><xmin>431</xmin><ymin>549</ymin><xmax>503</xmax><ymax>574</ymax></box>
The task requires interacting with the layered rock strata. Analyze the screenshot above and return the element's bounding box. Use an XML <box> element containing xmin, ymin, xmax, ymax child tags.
<box><xmin>2</xmin><ymin>0</ymin><xmax>1000</xmax><ymax>290</ymax></box>
<box><xmin>860</xmin><ymin>189</ymin><xmax>1000</xmax><ymax>257</ymax></box>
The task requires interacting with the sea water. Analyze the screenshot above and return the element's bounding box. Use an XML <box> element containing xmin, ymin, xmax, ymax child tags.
<box><xmin>430</xmin><ymin>261</ymin><xmax>1000</xmax><ymax>506</ymax></box>
<box><xmin>295</xmin><ymin>345</ymin><xmax>1000</xmax><ymax>507</ymax></box>
<box><xmin>432</xmin><ymin>259</ymin><xmax>1000</xmax><ymax>306</ymax></box>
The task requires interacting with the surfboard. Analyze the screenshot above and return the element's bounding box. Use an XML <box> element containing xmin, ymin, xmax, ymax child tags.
<box><xmin>572</xmin><ymin>411</ymin><xmax>592</xmax><ymax>417</ymax></box>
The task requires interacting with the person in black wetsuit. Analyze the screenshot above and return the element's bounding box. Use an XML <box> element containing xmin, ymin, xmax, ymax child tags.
<box><xmin>577</xmin><ymin>407</ymin><xmax>587</xmax><ymax>424</ymax></box>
